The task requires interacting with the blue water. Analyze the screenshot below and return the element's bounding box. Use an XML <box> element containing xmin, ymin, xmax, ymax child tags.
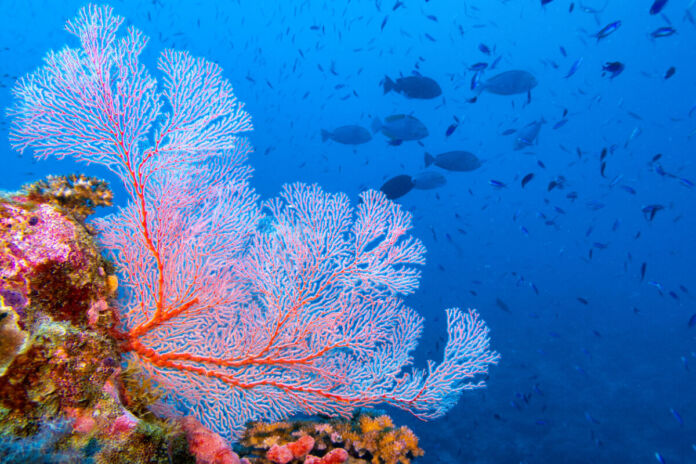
<box><xmin>1</xmin><ymin>1</ymin><xmax>695</xmax><ymax>462</ymax></box>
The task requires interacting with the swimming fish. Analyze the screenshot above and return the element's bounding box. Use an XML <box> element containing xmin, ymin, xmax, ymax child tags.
<box><xmin>425</xmin><ymin>151</ymin><xmax>482</xmax><ymax>171</ymax></box>
<box><xmin>372</xmin><ymin>114</ymin><xmax>429</xmax><ymax>143</ymax></box>
<box><xmin>321</xmin><ymin>125</ymin><xmax>372</xmax><ymax>145</ymax></box>
<box><xmin>602</xmin><ymin>61</ymin><xmax>625</xmax><ymax>78</ymax></box>
<box><xmin>651</xmin><ymin>26</ymin><xmax>676</xmax><ymax>38</ymax></box>
<box><xmin>411</xmin><ymin>171</ymin><xmax>447</xmax><ymax>189</ymax></box>
<box><xmin>514</xmin><ymin>119</ymin><xmax>546</xmax><ymax>150</ymax></box>
<box><xmin>380</xmin><ymin>174</ymin><xmax>414</xmax><ymax>199</ymax></box>
<box><xmin>595</xmin><ymin>20</ymin><xmax>621</xmax><ymax>41</ymax></box>
<box><xmin>476</xmin><ymin>70</ymin><xmax>538</xmax><ymax>96</ymax></box>
<box><xmin>650</xmin><ymin>0</ymin><xmax>669</xmax><ymax>15</ymax></box>
<box><xmin>382</xmin><ymin>75</ymin><xmax>442</xmax><ymax>99</ymax></box>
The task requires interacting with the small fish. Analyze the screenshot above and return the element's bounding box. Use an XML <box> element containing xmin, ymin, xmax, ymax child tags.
<box><xmin>688</xmin><ymin>313</ymin><xmax>696</xmax><ymax>328</ymax></box>
<box><xmin>479</xmin><ymin>43</ymin><xmax>492</xmax><ymax>55</ymax></box>
<box><xmin>664</xmin><ymin>66</ymin><xmax>676</xmax><ymax>79</ymax></box>
<box><xmin>469</xmin><ymin>62</ymin><xmax>488</xmax><ymax>71</ymax></box>
<box><xmin>595</xmin><ymin>21</ymin><xmax>621</xmax><ymax>41</ymax></box>
<box><xmin>564</xmin><ymin>57</ymin><xmax>583</xmax><ymax>78</ymax></box>
<box><xmin>553</xmin><ymin>119</ymin><xmax>569</xmax><ymax>129</ymax></box>
<box><xmin>470</xmin><ymin>71</ymin><xmax>482</xmax><ymax>91</ymax></box>
<box><xmin>446</xmin><ymin>123</ymin><xmax>458</xmax><ymax>137</ymax></box>
<box><xmin>648</xmin><ymin>281</ymin><xmax>665</xmax><ymax>293</ymax></box>
<box><xmin>670</xmin><ymin>408</ymin><xmax>684</xmax><ymax>426</ymax></box>
<box><xmin>602</xmin><ymin>61</ymin><xmax>625</xmax><ymax>78</ymax></box>
<box><xmin>642</xmin><ymin>204</ymin><xmax>665</xmax><ymax>221</ymax></box>
<box><xmin>577</xmin><ymin>297</ymin><xmax>589</xmax><ymax>305</ymax></box>
<box><xmin>641</xmin><ymin>262</ymin><xmax>647</xmax><ymax>281</ymax></box>
<box><xmin>651</xmin><ymin>26</ymin><xmax>677</xmax><ymax>38</ymax></box>
<box><xmin>489</xmin><ymin>179</ymin><xmax>507</xmax><ymax>188</ymax></box>
<box><xmin>655</xmin><ymin>452</ymin><xmax>665</xmax><ymax>464</ymax></box>
<box><xmin>521</xmin><ymin>173</ymin><xmax>535</xmax><ymax>188</ymax></box>
<box><xmin>586</xmin><ymin>200</ymin><xmax>605</xmax><ymax>210</ymax></box>
<box><xmin>514</xmin><ymin>118</ymin><xmax>546</xmax><ymax>149</ymax></box>
<box><xmin>496</xmin><ymin>298</ymin><xmax>511</xmax><ymax>313</ymax></box>
<box><xmin>650</xmin><ymin>0</ymin><xmax>669</xmax><ymax>15</ymax></box>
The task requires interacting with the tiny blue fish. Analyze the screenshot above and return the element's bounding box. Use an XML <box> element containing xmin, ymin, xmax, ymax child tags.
<box><xmin>469</xmin><ymin>62</ymin><xmax>488</xmax><ymax>71</ymax></box>
<box><xmin>651</xmin><ymin>26</ymin><xmax>676</xmax><ymax>38</ymax></box>
<box><xmin>595</xmin><ymin>21</ymin><xmax>621</xmax><ymax>41</ymax></box>
<box><xmin>564</xmin><ymin>57</ymin><xmax>583</xmax><ymax>78</ymax></box>
<box><xmin>670</xmin><ymin>408</ymin><xmax>684</xmax><ymax>426</ymax></box>
<box><xmin>553</xmin><ymin>118</ymin><xmax>569</xmax><ymax>129</ymax></box>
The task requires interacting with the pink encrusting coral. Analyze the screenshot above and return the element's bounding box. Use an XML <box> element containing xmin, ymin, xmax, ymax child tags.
<box><xmin>1</xmin><ymin>202</ymin><xmax>84</xmax><ymax>286</ymax></box>
<box><xmin>9</xmin><ymin>3</ymin><xmax>500</xmax><ymax>442</ymax></box>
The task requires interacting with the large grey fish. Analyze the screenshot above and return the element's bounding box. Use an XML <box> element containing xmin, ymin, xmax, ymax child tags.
<box><xmin>383</xmin><ymin>75</ymin><xmax>442</xmax><ymax>99</ymax></box>
<box><xmin>412</xmin><ymin>171</ymin><xmax>447</xmax><ymax>189</ymax></box>
<box><xmin>372</xmin><ymin>115</ymin><xmax>429</xmax><ymax>143</ymax></box>
<box><xmin>514</xmin><ymin>118</ymin><xmax>546</xmax><ymax>150</ymax></box>
<box><xmin>321</xmin><ymin>125</ymin><xmax>372</xmax><ymax>145</ymax></box>
<box><xmin>380</xmin><ymin>174</ymin><xmax>414</xmax><ymax>199</ymax></box>
<box><xmin>477</xmin><ymin>70</ymin><xmax>538</xmax><ymax>95</ymax></box>
<box><xmin>425</xmin><ymin>151</ymin><xmax>482</xmax><ymax>172</ymax></box>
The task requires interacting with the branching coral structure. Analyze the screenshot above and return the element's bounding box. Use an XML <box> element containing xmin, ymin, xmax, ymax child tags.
<box><xmin>9</xmin><ymin>4</ymin><xmax>500</xmax><ymax>440</ymax></box>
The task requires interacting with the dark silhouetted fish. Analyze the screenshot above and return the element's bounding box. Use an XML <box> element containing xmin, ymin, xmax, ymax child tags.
<box><xmin>477</xmin><ymin>70</ymin><xmax>538</xmax><ymax>96</ymax></box>
<box><xmin>372</xmin><ymin>114</ymin><xmax>429</xmax><ymax>142</ymax></box>
<box><xmin>602</xmin><ymin>61</ymin><xmax>624</xmax><ymax>78</ymax></box>
<box><xmin>521</xmin><ymin>173</ymin><xmax>535</xmax><ymax>188</ymax></box>
<box><xmin>425</xmin><ymin>151</ymin><xmax>482</xmax><ymax>171</ymax></box>
<box><xmin>650</xmin><ymin>0</ymin><xmax>669</xmax><ymax>14</ymax></box>
<box><xmin>321</xmin><ymin>125</ymin><xmax>372</xmax><ymax>145</ymax></box>
<box><xmin>514</xmin><ymin>119</ymin><xmax>546</xmax><ymax>150</ymax></box>
<box><xmin>382</xmin><ymin>75</ymin><xmax>442</xmax><ymax>99</ymax></box>
<box><xmin>412</xmin><ymin>171</ymin><xmax>447</xmax><ymax>189</ymax></box>
<box><xmin>380</xmin><ymin>174</ymin><xmax>414</xmax><ymax>199</ymax></box>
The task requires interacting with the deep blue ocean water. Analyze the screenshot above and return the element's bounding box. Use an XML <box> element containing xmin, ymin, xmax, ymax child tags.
<box><xmin>1</xmin><ymin>0</ymin><xmax>695</xmax><ymax>462</ymax></box>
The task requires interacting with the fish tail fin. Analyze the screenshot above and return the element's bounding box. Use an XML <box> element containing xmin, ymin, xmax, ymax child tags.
<box><xmin>321</xmin><ymin>129</ymin><xmax>331</xmax><ymax>142</ymax></box>
<box><xmin>383</xmin><ymin>76</ymin><xmax>395</xmax><ymax>94</ymax></box>
<box><xmin>424</xmin><ymin>152</ymin><xmax>435</xmax><ymax>167</ymax></box>
<box><xmin>371</xmin><ymin>117</ymin><xmax>383</xmax><ymax>134</ymax></box>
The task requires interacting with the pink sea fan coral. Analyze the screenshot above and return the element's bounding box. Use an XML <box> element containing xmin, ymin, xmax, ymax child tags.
<box><xmin>9</xmin><ymin>4</ymin><xmax>499</xmax><ymax>440</ymax></box>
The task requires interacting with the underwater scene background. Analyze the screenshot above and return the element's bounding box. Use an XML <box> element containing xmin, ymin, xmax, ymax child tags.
<box><xmin>0</xmin><ymin>0</ymin><xmax>695</xmax><ymax>463</ymax></box>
